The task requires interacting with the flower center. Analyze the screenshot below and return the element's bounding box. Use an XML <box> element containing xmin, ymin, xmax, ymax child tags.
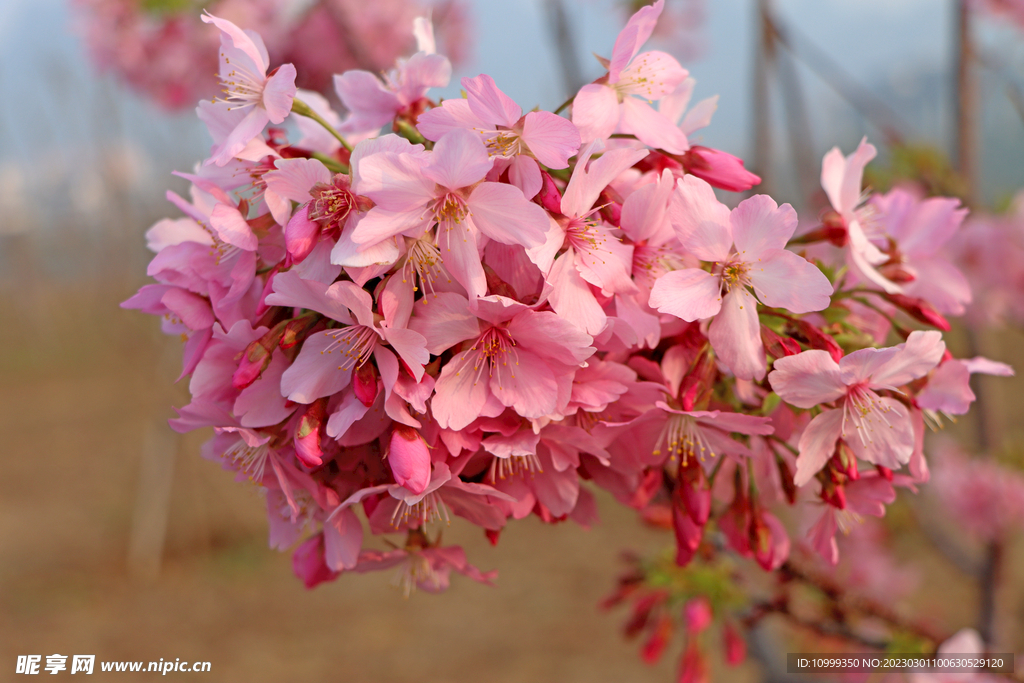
<box><xmin>223</xmin><ymin>438</ymin><xmax>269</xmax><ymax>483</ymax></box>
<box><xmin>488</xmin><ymin>452</ymin><xmax>542</xmax><ymax>482</ymax></box>
<box><xmin>468</xmin><ymin>326</ymin><xmax>520</xmax><ymax>389</ymax></box>
<box><xmin>391</xmin><ymin>492</ymin><xmax>450</xmax><ymax>529</ymax></box>
<box><xmin>218</xmin><ymin>57</ymin><xmax>264</xmax><ymax>111</ymax></box>
<box><xmin>719</xmin><ymin>259</ymin><xmax>751</xmax><ymax>291</ymax></box>
<box><xmin>431</xmin><ymin>191</ymin><xmax>469</xmax><ymax>225</ymax></box>
<box><xmin>841</xmin><ymin>384</ymin><xmax>895</xmax><ymax>448</ymax></box>
<box><xmin>652</xmin><ymin>413</ymin><xmax>715</xmax><ymax>464</ymax></box>
<box><xmin>309</xmin><ymin>178</ymin><xmax>355</xmax><ymax>232</ymax></box>
<box><xmin>322</xmin><ymin>325</ymin><xmax>378</xmax><ymax>370</ymax></box>
<box><xmin>403</xmin><ymin>237</ymin><xmax>449</xmax><ymax>296</ymax></box>
<box><xmin>481</xmin><ymin>129</ymin><xmax>522</xmax><ymax>158</ymax></box>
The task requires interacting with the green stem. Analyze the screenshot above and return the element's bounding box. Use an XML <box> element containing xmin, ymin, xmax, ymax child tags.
<box><xmin>394</xmin><ymin>119</ymin><xmax>426</xmax><ymax>145</ymax></box>
<box><xmin>291</xmin><ymin>98</ymin><xmax>353</xmax><ymax>152</ymax></box>
<box><xmin>553</xmin><ymin>94</ymin><xmax>575</xmax><ymax>115</ymax></box>
<box><xmin>851</xmin><ymin>296</ymin><xmax>910</xmax><ymax>338</ymax></box>
<box><xmin>310</xmin><ymin>151</ymin><xmax>348</xmax><ymax>174</ymax></box>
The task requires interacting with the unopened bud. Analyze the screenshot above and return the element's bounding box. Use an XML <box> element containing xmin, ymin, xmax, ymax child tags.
<box><xmin>761</xmin><ymin>325</ymin><xmax>801</xmax><ymax>359</ymax></box>
<box><xmin>792</xmin><ymin>320</ymin><xmax>844</xmax><ymax>362</ymax></box>
<box><xmin>536</xmin><ymin>170</ymin><xmax>563</xmax><ymax>213</ymax></box>
<box><xmin>353</xmin><ymin>361</ymin><xmax>379</xmax><ymax>407</ymax></box>
<box><xmin>880</xmin><ymin>292</ymin><xmax>951</xmax><ymax>331</ymax></box>
<box><xmin>294</xmin><ymin>398</ymin><xmax>328</xmax><ymax>467</ymax></box>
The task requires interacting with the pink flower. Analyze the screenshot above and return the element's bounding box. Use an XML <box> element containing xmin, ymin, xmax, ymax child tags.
<box><xmin>417</xmin><ymin>74</ymin><xmax>581</xmax><ymax>198</ymax></box>
<box><xmin>352</xmin><ymin>544</ymin><xmax>497</xmax><ymax>596</ymax></box>
<box><xmin>820</xmin><ymin>138</ymin><xmax>901</xmax><ymax>293</ymax></box>
<box><xmin>806</xmin><ymin>472</ymin><xmax>896</xmax><ymax>565</ymax></box>
<box><xmin>292</xmin><ymin>533</ymin><xmax>340</xmax><ymax>589</ymax></box>
<box><xmin>201</xmin><ymin>13</ymin><xmax>297</xmax><ymax>167</ymax></box>
<box><xmin>650</xmin><ymin>176</ymin><xmax>833</xmax><ymax>380</ymax></box>
<box><xmin>410</xmin><ymin>293</ymin><xmax>595</xmax><ymax>429</ymax></box>
<box><xmin>352</xmin><ymin>130</ymin><xmax>549</xmax><ymax>299</ymax></box>
<box><xmin>871</xmin><ymin>188</ymin><xmax>971</xmax><ymax>315</ymax></box>
<box><xmin>769</xmin><ymin>330</ymin><xmax>946</xmax><ymax>484</ymax></box>
<box><xmin>571</xmin><ymin>0</ymin><xmax>690</xmax><ymax>152</ymax></box>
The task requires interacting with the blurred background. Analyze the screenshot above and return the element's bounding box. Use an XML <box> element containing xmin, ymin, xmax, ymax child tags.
<box><xmin>3</xmin><ymin>0</ymin><xmax>1024</xmax><ymax>680</ymax></box>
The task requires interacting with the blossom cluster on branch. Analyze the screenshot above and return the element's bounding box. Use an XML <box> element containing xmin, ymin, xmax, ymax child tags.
<box><xmin>123</xmin><ymin>0</ymin><xmax>1010</xmax><ymax>619</ymax></box>
<box><xmin>72</xmin><ymin>0</ymin><xmax>468</xmax><ymax>109</ymax></box>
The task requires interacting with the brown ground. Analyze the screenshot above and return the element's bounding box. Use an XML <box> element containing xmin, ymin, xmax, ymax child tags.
<box><xmin>1</xmin><ymin>280</ymin><xmax>1021</xmax><ymax>682</ymax></box>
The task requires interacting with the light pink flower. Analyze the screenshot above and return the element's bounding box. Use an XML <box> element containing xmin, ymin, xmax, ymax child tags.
<box><xmin>820</xmin><ymin>137</ymin><xmax>902</xmax><ymax>293</ymax></box>
<box><xmin>352</xmin><ymin>130</ymin><xmax>549</xmax><ymax>299</ymax></box>
<box><xmin>650</xmin><ymin>176</ymin><xmax>833</xmax><ymax>380</ymax></box>
<box><xmin>352</xmin><ymin>544</ymin><xmax>496</xmax><ymax>596</ymax></box>
<box><xmin>871</xmin><ymin>188</ymin><xmax>971</xmax><ymax>315</ymax></box>
<box><xmin>417</xmin><ymin>74</ymin><xmax>581</xmax><ymax>198</ymax></box>
<box><xmin>769</xmin><ymin>330</ymin><xmax>946</xmax><ymax>484</ymax></box>
<box><xmin>571</xmin><ymin>0</ymin><xmax>690</xmax><ymax>152</ymax></box>
<box><xmin>201</xmin><ymin>13</ymin><xmax>297</xmax><ymax>166</ymax></box>
<box><xmin>410</xmin><ymin>293</ymin><xmax>595</xmax><ymax>429</ymax></box>
<box><xmin>806</xmin><ymin>472</ymin><xmax>896</xmax><ymax>565</ymax></box>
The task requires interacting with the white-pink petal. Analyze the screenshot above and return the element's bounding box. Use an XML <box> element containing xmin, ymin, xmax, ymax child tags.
<box><xmin>649</xmin><ymin>268</ymin><xmax>722</xmax><ymax>321</ymax></box>
<box><xmin>794</xmin><ymin>409</ymin><xmax>844</xmax><ymax>486</ymax></box>
<box><xmin>708</xmin><ymin>288</ymin><xmax>766</xmax><ymax>381</ymax></box>
<box><xmin>768</xmin><ymin>350</ymin><xmax>847</xmax><ymax>409</ymax></box>
<box><xmin>669</xmin><ymin>175</ymin><xmax>732</xmax><ymax>262</ymax></box>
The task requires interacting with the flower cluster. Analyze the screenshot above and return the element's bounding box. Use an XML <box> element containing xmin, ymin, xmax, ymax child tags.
<box><xmin>125</xmin><ymin>0</ymin><xmax>1008</xmax><ymax>599</ymax></box>
<box><xmin>72</xmin><ymin>0</ymin><xmax>468</xmax><ymax>109</ymax></box>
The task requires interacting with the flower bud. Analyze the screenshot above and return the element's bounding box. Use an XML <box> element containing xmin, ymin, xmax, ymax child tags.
<box><xmin>353</xmin><ymin>361</ymin><xmax>380</xmax><ymax>407</ymax></box>
<box><xmin>723</xmin><ymin>622</ymin><xmax>747</xmax><ymax>666</ymax></box>
<box><xmin>294</xmin><ymin>398</ymin><xmax>328</xmax><ymax>467</ymax></box>
<box><xmin>792</xmin><ymin>320</ymin><xmax>844</xmax><ymax>362</ymax></box>
<box><xmin>881</xmin><ymin>292</ymin><xmax>951</xmax><ymax>331</ymax></box>
<box><xmin>761</xmin><ymin>325</ymin><xmax>801</xmax><ymax>359</ymax></box>
<box><xmin>641</xmin><ymin>612</ymin><xmax>674</xmax><ymax>663</ymax></box>
<box><xmin>536</xmin><ymin>170</ymin><xmax>563</xmax><ymax>213</ymax></box>
<box><xmin>680</xmin><ymin>146</ymin><xmax>760</xmax><ymax>192</ymax></box>
<box><xmin>683</xmin><ymin>596</ymin><xmax>713</xmax><ymax>634</ymax></box>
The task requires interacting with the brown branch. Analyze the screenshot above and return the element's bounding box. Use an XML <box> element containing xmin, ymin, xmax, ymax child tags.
<box><xmin>781</xmin><ymin>561</ymin><xmax>951</xmax><ymax>644</ymax></box>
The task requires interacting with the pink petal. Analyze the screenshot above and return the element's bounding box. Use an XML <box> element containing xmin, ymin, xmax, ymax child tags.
<box><xmin>437</xmin><ymin>222</ymin><xmax>487</xmax><ymax>300</ymax></box>
<box><xmin>323</xmin><ymin>507</ymin><xmax>363</xmax><ymax>571</ymax></box>
<box><xmin>507</xmin><ymin>309</ymin><xmax>596</xmax><ymax>367</ymax></box>
<box><xmin>708</xmin><ymin>288</ymin><xmax>766</xmax><ymax>381</ymax></box>
<box><xmin>617</xmin><ymin>50</ymin><xmax>689</xmax><ymax>101</ymax></box>
<box><xmin>547</xmin><ymin>250</ymin><xmax>608</xmax><ymax>335</ymax></box>
<box><xmin>821</xmin><ymin>137</ymin><xmax>876</xmax><ymax>215</ymax></box>
<box><xmin>262</xmin><ymin>64</ymin><xmax>297</xmax><ymax>124</ymax></box>
<box><xmin>408</xmin><ymin>292</ymin><xmax>480</xmax><ymax>354</ymax></box>
<box><xmin>730</xmin><ymin>195</ymin><xmax>798</xmax><ymax>259</ymax></box>
<box><xmin>521</xmin><ymin>111</ymin><xmax>581</xmax><ymax>169</ymax></box>
<box><xmin>679</xmin><ymin>96</ymin><xmax>718</xmax><ymax>136</ymax></box>
<box><xmin>507</xmin><ymin>156</ymin><xmax>542</xmax><ymax>200</ymax></box>
<box><xmin>264</xmin><ymin>158</ymin><xmax>331</xmax><ymax>205</ymax></box>
<box><xmin>265</xmin><ymin>270</ymin><xmax>353</xmax><ymax>323</ymax></box>
<box><xmin>202</xmin><ymin>12</ymin><xmax>268</xmax><ymax>73</ymax></box>
<box><xmin>608</xmin><ymin>0</ymin><xmax>664</xmax><ymax>81</ymax></box>
<box><xmin>431</xmin><ymin>350</ymin><xmax>491</xmax><ymax>430</ymax></box>
<box><xmin>573</xmin><ymin>224</ymin><xmax>637</xmax><ymax>295</ymax></box>
<box><xmin>916</xmin><ymin>360</ymin><xmax>974</xmax><ymax>415</ymax></box>
<box><xmin>415</xmin><ymin>98</ymin><xmax>488</xmax><ymax>141</ymax></box>
<box><xmin>389</xmin><ymin>428</ymin><xmax>431</xmax><ymax>494</ymax></box>
<box><xmin>619</xmin><ymin>97</ymin><xmax>690</xmax><ymax>154</ymax></box>
<box><xmin>325</xmin><ymin>281</ymin><xmax>374</xmax><ymax>327</ymax></box>
<box><xmin>620</xmin><ymin>168</ymin><xmax>674</xmax><ymax>243</ymax></box>
<box><xmin>769</xmin><ymin>350</ymin><xmax>847</xmax><ymax>409</ymax></box>
<box><xmin>533</xmin><ymin>464</ymin><xmax>580</xmax><ymax>517</ymax></box>
<box><xmin>333</xmin><ymin>70</ymin><xmax>400</xmax><ymax>128</ymax></box>
<box><xmin>423</xmin><ymin>129</ymin><xmax>493</xmax><ymax>190</ymax></box>
<box><xmin>902</xmin><ymin>257</ymin><xmax>971</xmax><ymax>316</ymax></box>
<box><xmin>489</xmin><ymin>348</ymin><xmax>559</xmax><ymax>418</ymax></box>
<box><xmin>649</xmin><ymin>268</ymin><xmax>722</xmax><ymax>321</ymax></box>
<box><xmin>209</xmin><ymin>203</ymin><xmax>257</xmax><ymax>251</ymax></box>
<box><xmin>380</xmin><ymin>326</ymin><xmax>429</xmax><ymax>381</ymax></box>
<box><xmin>326</xmin><ymin>391</ymin><xmax>370</xmax><ymax>439</ymax></box>
<box><xmin>280</xmin><ymin>331</ymin><xmax>355</xmax><ymax>403</ymax></box>
<box><xmin>963</xmin><ymin>356</ymin><xmax>1015</xmax><ymax>376</ymax></box>
<box><xmin>462</xmin><ymin>74</ymin><xmax>522</xmax><ymax>128</ymax></box>
<box><xmin>355</xmin><ymin>150</ymin><xmax>434</xmax><ymax>212</ymax></box>
<box><xmin>860</xmin><ymin>330</ymin><xmax>945</xmax><ymax>388</ymax></box>
<box><xmin>561</xmin><ymin>142</ymin><xmax>649</xmax><ymax>218</ymax></box>
<box><xmin>794</xmin><ymin>409</ymin><xmax>844</xmax><ymax>486</ymax></box>
<box><xmin>844</xmin><ymin>397</ymin><xmax>914</xmax><ymax>469</ymax></box>
<box><xmin>468</xmin><ymin>182</ymin><xmax>548</xmax><ymax>247</ymax></box>
<box><xmin>207</xmin><ymin>107</ymin><xmax>269</xmax><ymax>167</ymax></box>
<box><xmin>807</xmin><ymin>509</ymin><xmax>839</xmax><ymax>565</ymax></box>
<box><xmin>669</xmin><ymin>175</ymin><xmax>732</xmax><ymax>261</ymax></box>
<box><xmin>749</xmin><ymin>249</ymin><xmax>833</xmax><ymax>314</ymax></box>
<box><xmin>349</xmin><ymin>206</ymin><xmax>429</xmax><ymax>247</ymax></box>
<box><xmin>571</xmin><ymin>84</ymin><xmax>620</xmax><ymax>145</ymax></box>
<box><xmin>331</xmin><ymin>228</ymin><xmax>400</xmax><ymax>268</ymax></box>
<box><xmin>160</xmin><ymin>287</ymin><xmax>214</xmax><ymax>331</ymax></box>
<box><xmin>233</xmin><ymin>353</ymin><xmax>294</xmax><ymax>427</ymax></box>
<box><xmin>284</xmin><ymin>204</ymin><xmax>319</xmax><ymax>262</ymax></box>
<box><xmin>657</xmin><ymin>77</ymin><xmax>695</xmax><ymax>125</ymax></box>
